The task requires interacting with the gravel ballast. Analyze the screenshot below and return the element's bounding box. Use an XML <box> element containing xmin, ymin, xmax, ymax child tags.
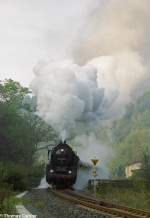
<box><xmin>22</xmin><ymin>189</ymin><xmax>112</xmax><ymax>218</ymax></box>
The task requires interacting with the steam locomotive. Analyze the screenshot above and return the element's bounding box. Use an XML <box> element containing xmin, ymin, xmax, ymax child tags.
<box><xmin>46</xmin><ymin>141</ymin><xmax>79</xmax><ymax>188</ymax></box>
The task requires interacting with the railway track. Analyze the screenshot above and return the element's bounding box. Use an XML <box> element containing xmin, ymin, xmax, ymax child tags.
<box><xmin>49</xmin><ymin>188</ymin><xmax>150</xmax><ymax>218</ymax></box>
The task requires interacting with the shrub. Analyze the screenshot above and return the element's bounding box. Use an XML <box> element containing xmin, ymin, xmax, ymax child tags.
<box><xmin>0</xmin><ymin>185</ymin><xmax>18</xmax><ymax>215</ymax></box>
<box><xmin>4</xmin><ymin>164</ymin><xmax>29</xmax><ymax>191</ymax></box>
<box><xmin>0</xmin><ymin>161</ymin><xmax>44</xmax><ymax>191</ymax></box>
<box><xmin>35</xmin><ymin>200</ymin><xmax>45</xmax><ymax>210</ymax></box>
<box><xmin>0</xmin><ymin>197</ymin><xmax>17</xmax><ymax>214</ymax></box>
<box><xmin>0</xmin><ymin>185</ymin><xmax>12</xmax><ymax>203</ymax></box>
<box><xmin>29</xmin><ymin>164</ymin><xmax>45</xmax><ymax>178</ymax></box>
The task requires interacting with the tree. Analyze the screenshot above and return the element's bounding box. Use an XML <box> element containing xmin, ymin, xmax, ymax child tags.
<box><xmin>110</xmin><ymin>91</ymin><xmax>150</xmax><ymax>177</ymax></box>
<box><xmin>21</xmin><ymin>95</ymin><xmax>58</xmax><ymax>148</ymax></box>
<box><xmin>0</xmin><ymin>103</ymin><xmax>35</xmax><ymax>164</ymax></box>
<box><xmin>0</xmin><ymin>79</ymin><xmax>29</xmax><ymax>106</ymax></box>
<box><xmin>0</xmin><ymin>79</ymin><xmax>57</xmax><ymax>165</ymax></box>
<box><xmin>141</xmin><ymin>149</ymin><xmax>150</xmax><ymax>182</ymax></box>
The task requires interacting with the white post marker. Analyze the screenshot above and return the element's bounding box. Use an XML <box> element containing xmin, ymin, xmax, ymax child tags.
<box><xmin>91</xmin><ymin>159</ymin><xmax>99</xmax><ymax>195</ymax></box>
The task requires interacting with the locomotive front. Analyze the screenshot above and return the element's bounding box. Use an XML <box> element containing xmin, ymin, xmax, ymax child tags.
<box><xmin>46</xmin><ymin>141</ymin><xmax>79</xmax><ymax>188</ymax></box>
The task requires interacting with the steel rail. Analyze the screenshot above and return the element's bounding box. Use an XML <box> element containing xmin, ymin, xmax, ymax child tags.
<box><xmin>65</xmin><ymin>189</ymin><xmax>150</xmax><ymax>217</ymax></box>
<box><xmin>49</xmin><ymin>188</ymin><xmax>150</xmax><ymax>218</ymax></box>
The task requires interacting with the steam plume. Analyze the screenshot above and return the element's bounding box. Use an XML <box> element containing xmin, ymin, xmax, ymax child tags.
<box><xmin>31</xmin><ymin>60</ymin><xmax>116</xmax><ymax>139</ymax></box>
<box><xmin>73</xmin><ymin>0</ymin><xmax>150</xmax><ymax>104</ymax></box>
<box><xmin>74</xmin><ymin>0</ymin><xmax>150</xmax><ymax>63</ymax></box>
<box><xmin>31</xmin><ymin>0</ymin><xmax>150</xmax><ymax>183</ymax></box>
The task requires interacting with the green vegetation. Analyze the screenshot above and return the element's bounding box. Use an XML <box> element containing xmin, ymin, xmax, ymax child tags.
<box><xmin>1</xmin><ymin>79</ymin><xmax>150</xmax><ymax>212</ymax></box>
<box><xmin>110</xmin><ymin>91</ymin><xmax>150</xmax><ymax>179</ymax></box>
<box><xmin>35</xmin><ymin>200</ymin><xmax>45</xmax><ymax>210</ymax></box>
<box><xmin>0</xmin><ymin>183</ymin><xmax>18</xmax><ymax>214</ymax></box>
<box><xmin>98</xmin><ymin>187</ymin><xmax>150</xmax><ymax>211</ymax></box>
<box><xmin>0</xmin><ymin>79</ymin><xmax>57</xmax><ymax>214</ymax></box>
<box><xmin>88</xmin><ymin>180</ymin><xmax>150</xmax><ymax>211</ymax></box>
<box><xmin>91</xmin><ymin>92</ymin><xmax>150</xmax><ymax>210</ymax></box>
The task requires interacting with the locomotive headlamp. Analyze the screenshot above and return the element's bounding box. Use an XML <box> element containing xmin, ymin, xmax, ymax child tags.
<box><xmin>61</xmin><ymin>149</ymin><xmax>64</xmax><ymax>152</ymax></box>
<box><xmin>68</xmin><ymin>170</ymin><xmax>72</xmax><ymax>174</ymax></box>
<box><xmin>50</xmin><ymin>169</ymin><xmax>54</xmax><ymax>173</ymax></box>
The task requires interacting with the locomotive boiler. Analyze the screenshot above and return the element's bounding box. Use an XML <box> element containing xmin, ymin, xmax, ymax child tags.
<box><xmin>46</xmin><ymin>140</ymin><xmax>79</xmax><ymax>188</ymax></box>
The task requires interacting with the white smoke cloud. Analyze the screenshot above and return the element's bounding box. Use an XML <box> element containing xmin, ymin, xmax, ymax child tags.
<box><xmin>31</xmin><ymin>60</ymin><xmax>116</xmax><ymax>139</ymax></box>
<box><xmin>73</xmin><ymin>0</ymin><xmax>150</xmax><ymax>63</ymax></box>
<box><xmin>88</xmin><ymin>52</ymin><xmax>147</xmax><ymax>111</ymax></box>
<box><xmin>74</xmin><ymin>133</ymin><xmax>113</xmax><ymax>189</ymax></box>
<box><xmin>31</xmin><ymin>0</ymin><xmax>150</xmax><ymax>182</ymax></box>
<box><xmin>74</xmin><ymin>133</ymin><xmax>113</xmax><ymax>164</ymax></box>
<box><xmin>72</xmin><ymin>0</ymin><xmax>150</xmax><ymax>108</ymax></box>
<box><xmin>31</xmin><ymin>0</ymin><xmax>150</xmax><ymax>136</ymax></box>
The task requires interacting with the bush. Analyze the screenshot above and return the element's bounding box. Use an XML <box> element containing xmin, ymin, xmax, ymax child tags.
<box><xmin>35</xmin><ymin>200</ymin><xmax>45</xmax><ymax>210</ymax></box>
<box><xmin>27</xmin><ymin>164</ymin><xmax>45</xmax><ymax>188</ymax></box>
<box><xmin>0</xmin><ymin>185</ymin><xmax>12</xmax><ymax>203</ymax></box>
<box><xmin>4</xmin><ymin>164</ymin><xmax>29</xmax><ymax>191</ymax></box>
<box><xmin>0</xmin><ymin>162</ymin><xmax>44</xmax><ymax>215</ymax></box>
<box><xmin>0</xmin><ymin>162</ymin><xmax>9</xmax><ymax>183</ymax></box>
<box><xmin>0</xmin><ymin>184</ymin><xmax>18</xmax><ymax>214</ymax></box>
<box><xmin>1</xmin><ymin>162</ymin><xmax>44</xmax><ymax>191</ymax></box>
<box><xmin>29</xmin><ymin>164</ymin><xmax>45</xmax><ymax>178</ymax></box>
<box><xmin>0</xmin><ymin>197</ymin><xmax>17</xmax><ymax>214</ymax></box>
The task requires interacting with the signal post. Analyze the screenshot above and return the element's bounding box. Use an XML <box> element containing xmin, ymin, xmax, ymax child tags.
<box><xmin>91</xmin><ymin>159</ymin><xmax>99</xmax><ymax>195</ymax></box>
